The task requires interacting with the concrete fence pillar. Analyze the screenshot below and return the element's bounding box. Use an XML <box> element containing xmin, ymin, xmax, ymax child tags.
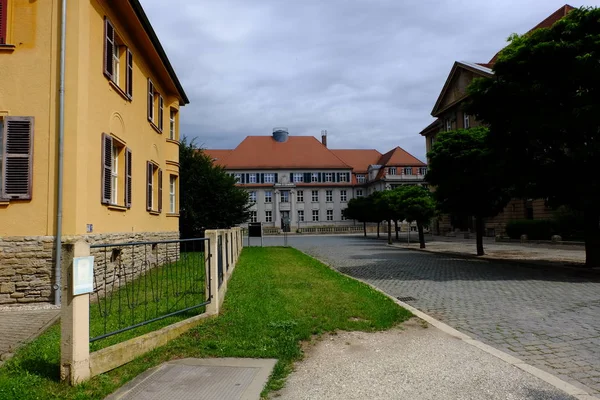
<box><xmin>60</xmin><ymin>241</ymin><xmax>91</xmax><ymax>385</ymax></box>
<box><xmin>204</xmin><ymin>230</ymin><xmax>219</xmax><ymax>315</ymax></box>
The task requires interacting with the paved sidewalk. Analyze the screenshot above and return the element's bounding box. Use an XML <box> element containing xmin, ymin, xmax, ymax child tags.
<box><xmin>0</xmin><ymin>304</ymin><xmax>60</xmax><ymax>363</ymax></box>
<box><xmin>392</xmin><ymin>237</ymin><xmax>586</xmax><ymax>265</ymax></box>
<box><xmin>274</xmin><ymin>319</ymin><xmax>587</xmax><ymax>400</ymax></box>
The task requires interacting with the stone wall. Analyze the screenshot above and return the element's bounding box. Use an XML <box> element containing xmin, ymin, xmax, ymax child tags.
<box><xmin>0</xmin><ymin>231</ymin><xmax>179</xmax><ymax>305</ymax></box>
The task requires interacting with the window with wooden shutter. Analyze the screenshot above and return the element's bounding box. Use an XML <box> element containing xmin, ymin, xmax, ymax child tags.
<box><xmin>125</xmin><ymin>148</ymin><xmax>132</xmax><ymax>208</ymax></box>
<box><xmin>126</xmin><ymin>49</ymin><xmax>133</xmax><ymax>99</ymax></box>
<box><xmin>158</xmin><ymin>95</ymin><xmax>164</xmax><ymax>131</ymax></box>
<box><xmin>1</xmin><ymin>117</ymin><xmax>34</xmax><ymax>200</ymax></box>
<box><xmin>147</xmin><ymin>79</ymin><xmax>154</xmax><ymax>122</ymax></box>
<box><xmin>101</xmin><ymin>133</ymin><xmax>112</xmax><ymax>204</ymax></box>
<box><xmin>158</xmin><ymin>169</ymin><xmax>163</xmax><ymax>212</ymax></box>
<box><xmin>0</xmin><ymin>0</ymin><xmax>8</xmax><ymax>45</ymax></box>
<box><xmin>146</xmin><ymin>161</ymin><xmax>153</xmax><ymax>211</ymax></box>
<box><xmin>104</xmin><ymin>18</ymin><xmax>114</xmax><ymax>79</ymax></box>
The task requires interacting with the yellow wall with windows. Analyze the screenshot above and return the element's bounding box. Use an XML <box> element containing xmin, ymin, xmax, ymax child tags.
<box><xmin>0</xmin><ymin>0</ymin><xmax>58</xmax><ymax>237</ymax></box>
<box><xmin>0</xmin><ymin>0</ymin><xmax>182</xmax><ymax>237</ymax></box>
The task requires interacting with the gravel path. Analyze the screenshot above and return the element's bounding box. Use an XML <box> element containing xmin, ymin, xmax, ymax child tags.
<box><xmin>274</xmin><ymin>319</ymin><xmax>579</xmax><ymax>400</ymax></box>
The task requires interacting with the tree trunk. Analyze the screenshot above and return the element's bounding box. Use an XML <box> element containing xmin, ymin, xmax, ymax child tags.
<box><xmin>583</xmin><ymin>209</ymin><xmax>600</xmax><ymax>268</ymax></box>
<box><xmin>363</xmin><ymin>221</ymin><xmax>367</xmax><ymax>237</ymax></box>
<box><xmin>475</xmin><ymin>215</ymin><xmax>485</xmax><ymax>256</ymax></box>
<box><xmin>394</xmin><ymin>220</ymin><xmax>399</xmax><ymax>241</ymax></box>
<box><xmin>377</xmin><ymin>222</ymin><xmax>380</xmax><ymax>238</ymax></box>
<box><xmin>417</xmin><ymin>222</ymin><xmax>426</xmax><ymax>249</ymax></box>
<box><xmin>387</xmin><ymin>220</ymin><xmax>392</xmax><ymax>244</ymax></box>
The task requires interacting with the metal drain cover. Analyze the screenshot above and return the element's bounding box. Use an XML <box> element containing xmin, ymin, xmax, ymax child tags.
<box><xmin>397</xmin><ymin>296</ymin><xmax>417</xmax><ymax>302</ymax></box>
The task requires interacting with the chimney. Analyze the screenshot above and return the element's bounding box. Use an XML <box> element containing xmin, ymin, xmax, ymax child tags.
<box><xmin>321</xmin><ymin>129</ymin><xmax>327</xmax><ymax>147</ymax></box>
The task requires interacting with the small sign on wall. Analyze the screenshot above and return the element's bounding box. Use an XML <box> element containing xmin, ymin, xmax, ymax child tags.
<box><xmin>73</xmin><ymin>256</ymin><xmax>95</xmax><ymax>295</ymax></box>
<box><xmin>86</xmin><ymin>224</ymin><xmax>93</xmax><ymax>233</ymax></box>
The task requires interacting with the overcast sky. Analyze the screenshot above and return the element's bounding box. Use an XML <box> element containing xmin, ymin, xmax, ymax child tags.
<box><xmin>141</xmin><ymin>0</ymin><xmax>599</xmax><ymax>161</ymax></box>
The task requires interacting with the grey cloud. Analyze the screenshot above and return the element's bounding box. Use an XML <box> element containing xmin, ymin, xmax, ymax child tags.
<box><xmin>141</xmin><ymin>0</ymin><xmax>600</xmax><ymax>160</ymax></box>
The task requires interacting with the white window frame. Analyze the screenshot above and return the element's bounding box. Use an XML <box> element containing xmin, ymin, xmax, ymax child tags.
<box><xmin>325</xmin><ymin>173</ymin><xmax>333</xmax><ymax>182</ymax></box>
<box><xmin>169</xmin><ymin>109</ymin><xmax>176</xmax><ymax>139</ymax></box>
<box><xmin>249</xmin><ymin>191</ymin><xmax>257</xmax><ymax>203</ymax></box>
<box><xmin>327</xmin><ymin>209</ymin><xmax>333</xmax><ymax>221</ymax></box>
<box><xmin>298</xmin><ymin>210</ymin><xmax>304</xmax><ymax>222</ymax></box>
<box><xmin>293</xmin><ymin>173</ymin><xmax>304</xmax><ymax>183</ymax></box>
<box><xmin>356</xmin><ymin>189</ymin><xmax>363</xmax><ymax>198</ymax></box>
<box><xmin>249</xmin><ymin>174</ymin><xmax>257</xmax><ymax>183</ymax></box>
<box><xmin>234</xmin><ymin>173</ymin><xmax>241</xmax><ymax>183</ymax></box>
<box><xmin>311</xmin><ymin>173</ymin><xmax>318</xmax><ymax>182</ymax></box>
<box><xmin>281</xmin><ymin>190</ymin><xmax>290</xmax><ymax>203</ymax></box>
<box><xmin>264</xmin><ymin>173</ymin><xmax>275</xmax><ymax>183</ymax></box>
<box><xmin>312</xmin><ymin>190</ymin><xmax>319</xmax><ymax>202</ymax></box>
<box><xmin>404</xmin><ymin>167</ymin><xmax>413</xmax><ymax>175</ymax></box>
<box><xmin>388</xmin><ymin>167</ymin><xmax>396</xmax><ymax>175</ymax></box>
<box><xmin>169</xmin><ymin>175</ymin><xmax>176</xmax><ymax>213</ymax></box>
<box><xmin>445</xmin><ymin>119</ymin><xmax>452</xmax><ymax>131</ymax></box>
<box><xmin>340</xmin><ymin>173</ymin><xmax>348</xmax><ymax>182</ymax></box>
<box><xmin>357</xmin><ymin>174</ymin><xmax>365</xmax><ymax>184</ymax></box>
<box><xmin>419</xmin><ymin>167</ymin><xmax>427</xmax><ymax>176</ymax></box>
<box><xmin>297</xmin><ymin>190</ymin><xmax>304</xmax><ymax>202</ymax></box>
<box><xmin>464</xmin><ymin>113</ymin><xmax>470</xmax><ymax>129</ymax></box>
<box><xmin>112</xmin><ymin>43</ymin><xmax>120</xmax><ymax>86</ymax></box>
<box><xmin>111</xmin><ymin>145</ymin><xmax>119</xmax><ymax>204</ymax></box>
<box><xmin>340</xmin><ymin>190</ymin><xmax>347</xmax><ymax>202</ymax></box>
<box><xmin>312</xmin><ymin>209</ymin><xmax>319</xmax><ymax>222</ymax></box>
<box><xmin>265</xmin><ymin>210</ymin><xmax>272</xmax><ymax>223</ymax></box>
<box><xmin>250</xmin><ymin>211</ymin><xmax>257</xmax><ymax>223</ymax></box>
<box><xmin>326</xmin><ymin>190</ymin><xmax>333</xmax><ymax>202</ymax></box>
<box><xmin>265</xmin><ymin>190</ymin><xmax>272</xmax><ymax>203</ymax></box>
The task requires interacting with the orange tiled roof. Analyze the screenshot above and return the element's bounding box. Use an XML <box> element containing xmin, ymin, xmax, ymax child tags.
<box><xmin>487</xmin><ymin>4</ymin><xmax>574</xmax><ymax>65</ymax></box>
<box><xmin>377</xmin><ymin>146</ymin><xmax>426</xmax><ymax>167</ymax></box>
<box><xmin>202</xmin><ymin>149</ymin><xmax>232</xmax><ymax>166</ymax></box>
<box><xmin>212</xmin><ymin>136</ymin><xmax>352</xmax><ymax>170</ymax></box>
<box><xmin>330</xmin><ymin>149</ymin><xmax>382</xmax><ymax>173</ymax></box>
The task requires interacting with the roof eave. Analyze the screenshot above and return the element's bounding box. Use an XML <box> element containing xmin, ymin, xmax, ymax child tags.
<box><xmin>129</xmin><ymin>0</ymin><xmax>190</xmax><ymax>105</ymax></box>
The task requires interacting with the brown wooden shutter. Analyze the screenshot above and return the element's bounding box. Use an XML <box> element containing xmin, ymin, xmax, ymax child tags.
<box><xmin>103</xmin><ymin>17</ymin><xmax>114</xmax><ymax>79</ymax></box>
<box><xmin>125</xmin><ymin>148</ymin><xmax>132</xmax><ymax>208</ymax></box>
<box><xmin>101</xmin><ymin>133</ymin><xmax>112</xmax><ymax>204</ymax></box>
<box><xmin>158</xmin><ymin>95</ymin><xmax>164</xmax><ymax>131</ymax></box>
<box><xmin>2</xmin><ymin>117</ymin><xmax>34</xmax><ymax>199</ymax></box>
<box><xmin>0</xmin><ymin>0</ymin><xmax>8</xmax><ymax>45</ymax></box>
<box><xmin>146</xmin><ymin>161</ymin><xmax>153</xmax><ymax>211</ymax></box>
<box><xmin>147</xmin><ymin>79</ymin><xmax>154</xmax><ymax>122</ymax></box>
<box><xmin>158</xmin><ymin>168</ymin><xmax>163</xmax><ymax>212</ymax></box>
<box><xmin>126</xmin><ymin>49</ymin><xmax>133</xmax><ymax>99</ymax></box>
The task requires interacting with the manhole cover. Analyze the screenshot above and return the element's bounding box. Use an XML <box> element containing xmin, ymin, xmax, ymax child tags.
<box><xmin>397</xmin><ymin>296</ymin><xmax>416</xmax><ymax>302</ymax></box>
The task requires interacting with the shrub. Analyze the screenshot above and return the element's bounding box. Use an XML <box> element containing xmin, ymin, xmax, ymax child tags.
<box><xmin>505</xmin><ymin>219</ymin><xmax>555</xmax><ymax>240</ymax></box>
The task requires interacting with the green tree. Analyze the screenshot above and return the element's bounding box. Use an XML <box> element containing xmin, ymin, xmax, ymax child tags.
<box><xmin>371</xmin><ymin>191</ymin><xmax>395</xmax><ymax>243</ymax></box>
<box><xmin>394</xmin><ymin>185</ymin><xmax>436</xmax><ymax>249</ymax></box>
<box><xmin>466</xmin><ymin>7</ymin><xmax>600</xmax><ymax>266</ymax></box>
<box><xmin>382</xmin><ymin>188</ymin><xmax>406</xmax><ymax>242</ymax></box>
<box><xmin>179</xmin><ymin>138</ymin><xmax>251</xmax><ymax>238</ymax></box>
<box><xmin>343</xmin><ymin>197</ymin><xmax>371</xmax><ymax>237</ymax></box>
<box><xmin>426</xmin><ymin>127</ymin><xmax>511</xmax><ymax>255</ymax></box>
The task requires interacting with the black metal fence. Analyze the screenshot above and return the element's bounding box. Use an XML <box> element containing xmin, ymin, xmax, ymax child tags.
<box><xmin>89</xmin><ymin>238</ymin><xmax>210</xmax><ymax>343</ymax></box>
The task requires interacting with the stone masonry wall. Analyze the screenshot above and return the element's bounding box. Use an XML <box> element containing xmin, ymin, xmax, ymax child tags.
<box><xmin>0</xmin><ymin>231</ymin><xmax>179</xmax><ymax>305</ymax></box>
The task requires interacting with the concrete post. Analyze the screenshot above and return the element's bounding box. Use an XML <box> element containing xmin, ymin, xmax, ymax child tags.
<box><xmin>204</xmin><ymin>230</ymin><xmax>219</xmax><ymax>315</ymax></box>
<box><xmin>60</xmin><ymin>241</ymin><xmax>91</xmax><ymax>385</ymax></box>
<box><xmin>218</xmin><ymin>231</ymin><xmax>228</xmax><ymax>308</ymax></box>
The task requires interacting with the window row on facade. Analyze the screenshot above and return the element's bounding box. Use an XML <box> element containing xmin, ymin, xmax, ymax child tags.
<box><xmin>248</xmin><ymin>189</ymin><xmax>357</xmax><ymax>203</ymax></box>
<box><xmin>386</xmin><ymin>166</ymin><xmax>428</xmax><ymax>176</ymax></box>
<box><xmin>104</xmin><ymin>17</ymin><xmax>179</xmax><ymax>140</ymax></box>
<box><xmin>101</xmin><ymin>133</ymin><xmax>178</xmax><ymax>214</ymax></box>
<box><xmin>231</xmin><ymin>171</ymin><xmax>352</xmax><ymax>184</ymax></box>
<box><xmin>249</xmin><ymin>209</ymin><xmax>347</xmax><ymax>223</ymax></box>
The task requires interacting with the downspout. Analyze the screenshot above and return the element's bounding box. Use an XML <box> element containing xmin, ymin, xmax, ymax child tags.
<box><xmin>54</xmin><ymin>0</ymin><xmax>67</xmax><ymax>305</ymax></box>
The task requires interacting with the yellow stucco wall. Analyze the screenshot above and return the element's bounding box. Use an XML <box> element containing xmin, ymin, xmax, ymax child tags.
<box><xmin>1</xmin><ymin>0</ymin><xmax>181</xmax><ymax>237</ymax></box>
<box><xmin>0</xmin><ymin>0</ymin><xmax>59</xmax><ymax>237</ymax></box>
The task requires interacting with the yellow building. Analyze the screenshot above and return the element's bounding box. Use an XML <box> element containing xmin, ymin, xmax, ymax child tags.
<box><xmin>0</xmin><ymin>0</ymin><xmax>189</xmax><ymax>304</ymax></box>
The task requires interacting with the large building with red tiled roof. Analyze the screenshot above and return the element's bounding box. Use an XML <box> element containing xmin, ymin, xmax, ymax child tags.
<box><xmin>419</xmin><ymin>5</ymin><xmax>574</xmax><ymax>236</ymax></box>
<box><xmin>205</xmin><ymin>128</ymin><xmax>426</xmax><ymax>229</ymax></box>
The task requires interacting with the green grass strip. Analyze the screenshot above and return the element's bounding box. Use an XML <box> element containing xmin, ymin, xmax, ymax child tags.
<box><xmin>0</xmin><ymin>247</ymin><xmax>411</xmax><ymax>399</ymax></box>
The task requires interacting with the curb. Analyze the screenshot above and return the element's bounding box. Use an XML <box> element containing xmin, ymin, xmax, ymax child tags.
<box><xmin>386</xmin><ymin>244</ymin><xmax>599</xmax><ymax>272</ymax></box>
<box><xmin>308</xmin><ymin>253</ymin><xmax>599</xmax><ymax>400</ymax></box>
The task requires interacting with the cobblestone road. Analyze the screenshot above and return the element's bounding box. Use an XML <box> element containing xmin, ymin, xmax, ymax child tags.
<box><xmin>252</xmin><ymin>235</ymin><xmax>600</xmax><ymax>396</ymax></box>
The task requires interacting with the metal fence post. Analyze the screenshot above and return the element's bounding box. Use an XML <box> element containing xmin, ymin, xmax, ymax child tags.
<box><xmin>204</xmin><ymin>230</ymin><xmax>220</xmax><ymax>315</ymax></box>
<box><xmin>60</xmin><ymin>241</ymin><xmax>91</xmax><ymax>385</ymax></box>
